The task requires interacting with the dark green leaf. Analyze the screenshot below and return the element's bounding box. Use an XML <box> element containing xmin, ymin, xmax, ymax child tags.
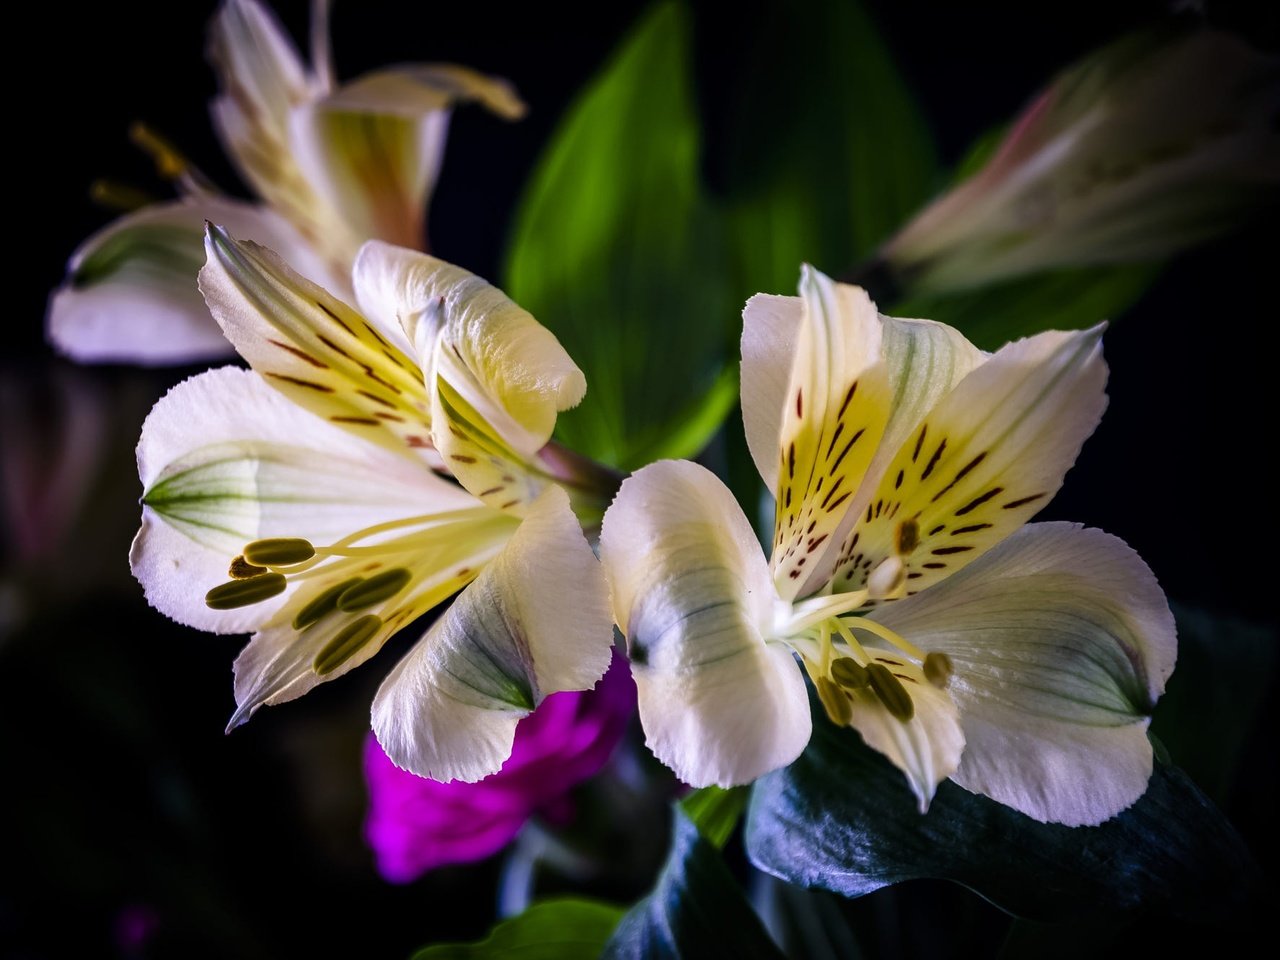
<box><xmin>411</xmin><ymin>898</ymin><xmax>624</xmax><ymax>960</ymax></box>
<box><xmin>718</xmin><ymin>0</ymin><xmax>938</xmax><ymax>295</ymax></box>
<box><xmin>604</xmin><ymin>809</ymin><xmax>784</xmax><ymax>959</ymax></box>
<box><xmin>888</xmin><ymin>262</ymin><xmax>1161</xmax><ymax>351</ymax></box>
<box><xmin>679</xmin><ymin>785</ymin><xmax>748</xmax><ymax>849</ymax></box>
<box><xmin>504</xmin><ymin>1</ymin><xmax>734</xmax><ymax>469</ymax></box>
<box><xmin>745</xmin><ymin>703</ymin><xmax>1258</xmax><ymax>922</ymax></box>
<box><xmin>1152</xmin><ymin>604</ymin><xmax>1278</xmax><ymax>803</ymax></box>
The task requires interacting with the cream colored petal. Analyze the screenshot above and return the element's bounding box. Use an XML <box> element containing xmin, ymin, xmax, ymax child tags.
<box><xmin>771</xmin><ymin>267</ymin><xmax>893</xmax><ymax>599</ymax></box>
<box><xmin>830</xmin><ymin>325</ymin><xmax>1107</xmax><ymax>602</ymax></box>
<box><xmin>132</xmin><ymin>366</ymin><xmax>480</xmax><ymax>634</ymax></box>
<box><xmin>199</xmin><ymin>225</ymin><xmax>437</xmax><ymax>459</ymax></box>
<box><xmin>802</xmin><ymin>312</ymin><xmax>988</xmax><ymax>596</ymax></box>
<box><xmin>845</xmin><ymin>650</ymin><xmax>965</xmax><ymax>813</ymax></box>
<box><xmin>874</xmin><ymin>522</ymin><xmax>1176</xmax><ymax>825</ymax></box>
<box><xmin>48</xmin><ymin>198</ymin><xmax>330</xmax><ymax>366</ymax></box>
<box><xmin>289</xmin><ymin>65</ymin><xmax>524</xmax><ymax>251</ymax></box>
<box><xmin>354</xmin><ymin>241</ymin><xmax>585</xmax><ymax>510</ymax></box>
<box><xmin>371</xmin><ymin>486</ymin><xmax>613</xmax><ymax>781</ymax></box>
<box><xmin>600</xmin><ymin>460</ymin><xmax>810</xmax><ymax>787</ymax></box>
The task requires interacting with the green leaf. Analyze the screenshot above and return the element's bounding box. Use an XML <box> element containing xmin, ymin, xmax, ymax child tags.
<box><xmin>1151</xmin><ymin>604</ymin><xmax>1278</xmax><ymax>803</ymax></box>
<box><xmin>678</xmin><ymin>785</ymin><xmax>748</xmax><ymax>850</ymax></box>
<box><xmin>604</xmin><ymin>809</ymin><xmax>785</xmax><ymax>959</ymax></box>
<box><xmin>888</xmin><ymin>262</ymin><xmax>1161</xmax><ymax>351</ymax></box>
<box><xmin>503</xmin><ymin>1</ymin><xmax>734</xmax><ymax>469</ymax></box>
<box><xmin>720</xmin><ymin>0</ymin><xmax>938</xmax><ymax>296</ymax></box>
<box><xmin>745</xmin><ymin>701</ymin><xmax>1258</xmax><ymax>922</ymax></box>
<box><xmin>411</xmin><ymin>898</ymin><xmax>624</xmax><ymax>959</ymax></box>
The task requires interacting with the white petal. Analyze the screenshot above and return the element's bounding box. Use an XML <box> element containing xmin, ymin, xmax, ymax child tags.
<box><xmin>771</xmin><ymin>268</ymin><xmax>893</xmax><ymax>598</ymax></box>
<box><xmin>874</xmin><ymin>522</ymin><xmax>1177</xmax><ymax>825</ymax></box>
<box><xmin>354</xmin><ymin>241</ymin><xmax>585</xmax><ymax>510</ymax></box>
<box><xmin>845</xmin><ymin>651</ymin><xmax>965</xmax><ymax>813</ymax></box>
<box><xmin>830</xmin><ymin>325</ymin><xmax>1108</xmax><ymax>599</ymax></box>
<box><xmin>600</xmin><ymin>460</ymin><xmax>810</xmax><ymax>787</ymax></box>
<box><xmin>740</xmin><ymin>293</ymin><xmax>802</xmax><ymax>493</ymax></box>
<box><xmin>207</xmin><ymin>0</ymin><xmax>327</xmax><ymax>251</ymax></box>
<box><xmin>371</xmin><ymin>485</ymin><xmax>613</xmax><ymax>781</ymax></box>
<box><xmin>131</xmin><ymin>366</ymin><xmax>476</xmax><ymax>633</ymax></box>
<box><xmin>289</xmin><ymin>65</ymin><xmax>524</xmax><ymax>251</ymax></box>
<box><xmin>47</xmin><ymin>198</ymin><xmax>325</xmax><ymax>366</ymax></box>
<box><xmin>199</xmin><ymin>226</ymin><xmax>436</xmax><ymax>459</ymax></box>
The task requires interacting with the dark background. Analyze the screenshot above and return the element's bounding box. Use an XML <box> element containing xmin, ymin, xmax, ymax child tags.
<box><xmin>4</xmin><ymin>1</ymin><xmax>1275</xmax><ymax>957</ymax></box>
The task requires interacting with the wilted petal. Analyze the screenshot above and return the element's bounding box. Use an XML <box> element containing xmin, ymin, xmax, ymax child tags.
<box><xmin>873</xmin><ymin>522</ymin><xmax>1176</xmax><ymax>825</ymax></box>
<box><xmin>354</xmin><ymin>240</ymin><xmax>585</xmax><ymax>510</ymax></box>
<box><xmin>48</xmin><ymin>198</ymin><xmax>324</xmax><ymax>365</ymax></box>
<box><xmin>372</xmin><ymin>486</ymin><xmax>613</xmax><ymax>782</ymax></box>
<box><xmin>131</xmin><ymin>366</ymin><xmax>480</xmax><ymax>634</ymax></box>
<box><xmin>289</xmin><ymin>65</ymin><xmax>525</xmax><ymax>252</ymax></box>
<box><xmin>831</xmin><ymin>325</ymin><xmax>1107</xmax><ymax>598</ymax></box>
<box><xmin>601</xmin><ymin>460</ymin><xmax>810</xmax><ymax>787</ymax></box>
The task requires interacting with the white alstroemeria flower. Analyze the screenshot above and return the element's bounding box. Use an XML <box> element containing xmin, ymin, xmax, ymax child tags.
<box><xmin>600</xmin><ymin>266</ymin><xmax>1176</xmax><ymax>825</ymax></box>
<box><xmin>49</xmin><ymin>0</ymin><xmax>524</xmax><ymax>366</ymax></box>
<box><xmin>130</xmin><ymin>225</ymin><xmax>613</xmax><ymax>781</ymax></box>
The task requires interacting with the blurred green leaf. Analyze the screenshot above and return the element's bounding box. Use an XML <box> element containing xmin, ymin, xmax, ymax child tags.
<box><xmin>411</xmin><ymin>898</ymin><xmax>624</xmax><ymax>959</ymax></box>
<box><xmin>504</xmin><ymin>1</ymin><xmax>734</xmax><ymax>469</ymax></box>
<box><xmin>746</xmin><ymin>697</ymin><xmax>1258</xmax><ymax>922</ymax></box>
<box><xmin>604</xmin><ymin>808</ymin><xmax>784</xmax><ymax>959</ymax></box>
<box><xmin>1152</xmin><ymin>604</ymin><xmax>1277</xmax><ymax>803</ymax></box>
<box><xmin>889</xmin><ymin>262</ymin><xmax>1161</xmax><ymax>351</ymax></box>
<box><xmin>678</xmin><ymin>785</ymin><xmax>748</xmax><ymax>850</ymax></box>
<box><xmin>720</xmin><ymin>0</ymin><xmax>938</xmax><ymax>296</ymax></box>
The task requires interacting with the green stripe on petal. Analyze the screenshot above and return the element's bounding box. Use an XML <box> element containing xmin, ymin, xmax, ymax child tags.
<box><xmin>601</xmin><ymin>460</ymin><xmax>810</xmax><ymax>788</ymax></box>
<box><xmin>371</xmin><ymin>485</ymin><xmax>613</xmax><ymax>782</ymax></box>
<box><xmin>873</xmin><ymin>522</ymin><xmax>1177</xmax><ymax>825</ymax></box>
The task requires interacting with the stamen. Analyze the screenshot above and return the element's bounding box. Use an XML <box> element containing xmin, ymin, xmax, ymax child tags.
<box><xmin>866</xmin><ymin>663</ymin><xmax>914</xmax><ymax>722</ymax></box>
<box><xmin>205</xmin><ymin>573</ymin><xmax>287</xmax><ymax>610</ymax></box>
<box><xmin>243</xmin><ymin>538</ymin><xmax>317</xmax><ymax>566</ymax></box>
<box><xmin>292</xmin><ymin>577</ymin><xmax>362</xmax><ymax>629</ymax></box>
<box><xmin>129</xmin><ymin>122</ymin><xmax>190</xmax><ymax>179</ymax></box>
<box><xmin>923</xmin><ymin>652</ymin><xmax>954</xmax><ymax>688</ymax></box>
<box><xmin>831</xmin><ymin>617</ymin><xmax>872</xmax><ymax>664</ymax></box>
<box><xmin>830</xmin><ymin>657</ymin><xmax>870</xmax><ymax>689</ymax></box>
<box><xmin>229</xmin><ymin>555</ymin><xmax>268</xmax><ymax>579</ymax></box>
<box><xmin>89</xmin><ymin>179</ymin><xmax>155</xmax><ymax>212</ymax></box>
<box><xmin>815</xmin><ymin>677</ymin><xmax>853</xmax><ymax>726</ymax></box>
<box><xmin>786</xmin><ymin>588</ymin><xmax>871</xmax><ymax>634</ymax></box>
<box><xmin>313</xmin><ymin>615</ymin><xmax>383</xmax><ymax>675</ymax></box>
<box><xmin>842</xmin><ymin>615</ymin><xmax>926</xmax><ymax>661</ymax></box>
<box><xmin>867</xmin><ymin>556</ymin><xmax>906</xmax><ymax>599</ymax></box>
<box><xmin>336</xmin><ymin>568</ymin><xmax>412</xmax><ymax>611</ymax></box>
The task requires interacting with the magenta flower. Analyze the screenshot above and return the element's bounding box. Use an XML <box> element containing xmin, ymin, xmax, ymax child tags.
<box><xmin>363</xmin><ymin>652</ymin><xmax>635</xmax><ymax>882</ymax></box>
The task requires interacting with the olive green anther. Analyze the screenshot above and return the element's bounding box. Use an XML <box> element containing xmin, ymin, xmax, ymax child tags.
<box><xmin>830</xmin><ymin>657</ymin><xmax>870</xmax><ymax>689</ymax></box>
<box><xmin>292</xmin><ymin>577</ymin><xmax>362</xmax><ymax>630</ymax></box>
<box><xmin>867</xmin><ymin>663</ymin><xmax>915</xmax><ymax>723</ymax></box>
<box><xmin>816</xmin><ymin>677</ymin><xmax>853</xmax><ymax>726</ymax></box>
<box><xmin>205</xmin><ymin>573</ymin><xmax>287</xmax><ymax>610</ymax></box>
<box><xmin>336</xmin><ymin>568</ymin><xmax>412</xmax><ymax>611</ymax></box>
<box><xmin>313</xmin><ymin>615</ymin><xmax>383</xmax><ymax>675</ymax></box>
<box><xmin>243</xmin><ymin>537</ymin><xmax>316</xmax><ymax>566</ymax></box>
<box><xmin>923</xmin><ymin>652</ymin><xmax>954</xmax><ymax>688</ymax></box>
<box><xmin>229</xmin><ymin>555</ymin><xmax>268</xmax><ymax>579</ymax></box>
